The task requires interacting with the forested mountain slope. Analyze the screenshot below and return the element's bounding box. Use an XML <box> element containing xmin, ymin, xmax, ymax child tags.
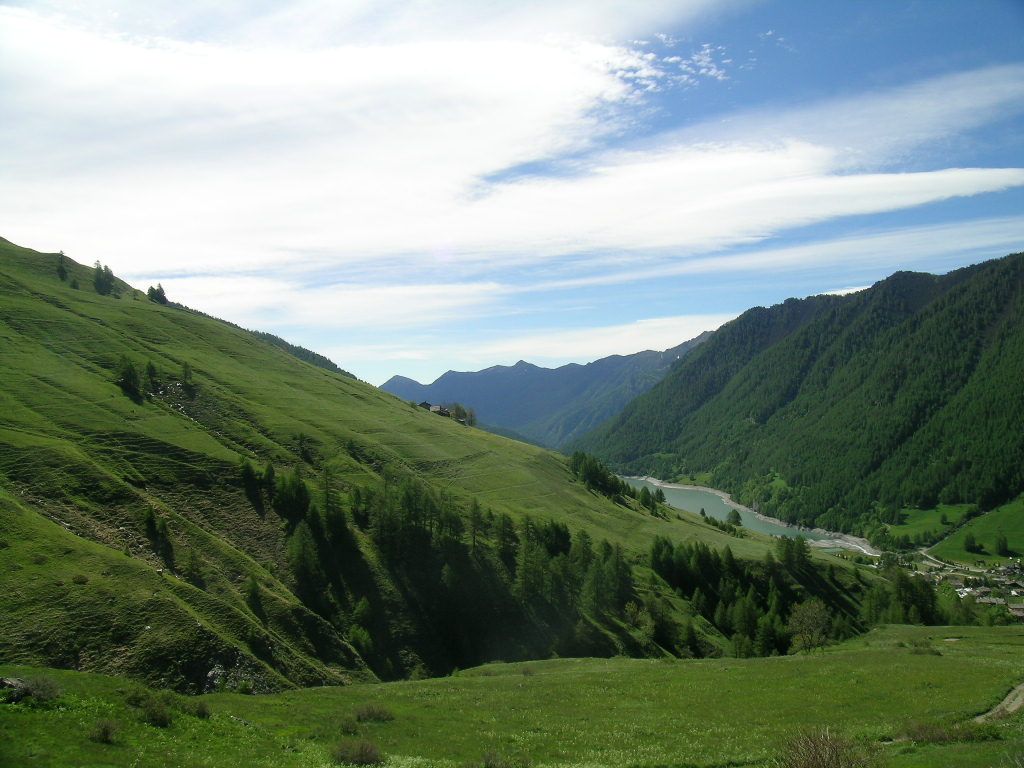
<box><xmin>381</xmin><ymin>333</ymin><xmax>710</xmax><ymax>448</ymax></box>
<box><xmin>578</xmin><ymin>253</ymin><xmax>1024</xmax><ymax>534</ymax></box>
<box><xmin>1</xmin><ymin>238</ymin><xmax>863</xmax><ymax>693</ymax></box>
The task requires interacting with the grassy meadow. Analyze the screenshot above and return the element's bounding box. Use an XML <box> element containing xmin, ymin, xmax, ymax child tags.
<box><xmin>2</xmin><ymin>625</ymin><xmax>1022</xmax><ymax>768</ymax></box>
<box><xmin>930</xmin><ymin>496</ymin><xmax>1024</xmax><ymax>565</ymax></box>
<box><xmin>887</xmin><ymin>504</ymin><xmax>974</xmax><ymax>541</ymax></box>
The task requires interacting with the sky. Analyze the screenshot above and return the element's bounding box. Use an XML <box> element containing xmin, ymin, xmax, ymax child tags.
<box><xmin>2</xmin><ymin>1</ymin><xmax>1023</xmax><ymax>385</ymax></box>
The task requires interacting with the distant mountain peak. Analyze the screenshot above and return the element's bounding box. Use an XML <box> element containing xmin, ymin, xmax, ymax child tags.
<box><xmin>379</xmin><ymin>332</ymin><xmax>712</xmax><ymax>448</ymax></box>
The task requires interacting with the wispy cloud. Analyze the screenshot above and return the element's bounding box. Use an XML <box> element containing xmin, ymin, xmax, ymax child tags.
<box><xmin>1</xmin><ymin>2</ymin><xmax>1022</xmax><ymax>383</ymax></box>
<box><xmin>3</xmin><ymin>8</ymin><xmax>1019</xmax><ymax>281</ymax></box>
<box><xmin>325</xmin><ymin>313</ymin><xmax>737</xmax><ymax>384</ymax></box>
<box><xmin>519</xmin><ymin>215</ymin><xmax>1024</xmax><ymax>292</ymax></box>
<box><xmin>156</xmin><ymin>275</ymin><xmax>505</xmax><ymax>331</ymax></box>
<box><xmin>473</xmin><ymin>314</ymin><xmax>737</xmax><ymax>363</ymax></box>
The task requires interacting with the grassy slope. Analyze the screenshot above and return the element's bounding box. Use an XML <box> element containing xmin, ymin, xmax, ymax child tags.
<box><xmin>1</xmin><ymin>238</ymin><xmax>821</xmax><ymax>687</ymax></box>
<box><xmin>887</xmin><ymin>504</ymin><xmax>974</xmax><ymax>540</ymax></box>
<box><xmin>2</xmin><ymin>625</ymin><xmax>1022</xmax><ymax>768</ymax></box>
<box><xmin>931</xmin><ymin>496</ymin><xmax>1024</xmax><ymax>564</ymax></box>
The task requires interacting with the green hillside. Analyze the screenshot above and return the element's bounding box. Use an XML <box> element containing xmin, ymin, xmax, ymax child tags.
<box><xmin>930</xmin><ymin>495</ymin><xmax>1024</xmax><ymax>564</ymax></box>
<box><xmin>1</xmin><ymin>238</ymin><xmax>876</xmax><ymax>692</ymax></box>
<box><xmin>2</xmin><ymin>624</ymin><xmax>1022</xmax><ymax>767</ymax></box>
<box><xmin>579</xmin><ymin>254</ymin><xmax>1024</xmax><ymax>537</ymax></box>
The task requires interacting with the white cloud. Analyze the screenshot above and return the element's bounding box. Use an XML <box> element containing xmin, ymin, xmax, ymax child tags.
<box><xmin>7</xmin><ymin>0</ymin><xmax>723</xmax><ymax>46</ymax></box>
<box><xmin>324</xmin><ymin>313</ymin><xmax>737</xmax><ymax>384</ymax></box>
<box><xmin>821</xmin><ymin>286</ymin><xmax>869</xmax><ymax>296</ymax></box>
<box><xmin>675</xmin><ymin>64</ymin><xmax>1024</xmax><ymax>169</ymax></box>
<box><xmin>523</xmin><ymin>215</ymin><xmax>1024</xmax><ymax>291</ymax></box>
<box><xmin>472</xmin><ymin>314</ymin><xmax>736</xmax><ymax>363</ymax></box>
<box><xmin>157</xmin><ymin>275</ymin><xmax>505</xmax><ymax>331</ymax></box>
<box><xmin>1</xmin><ymin>3</ymin><xmax>1023</xmax><ymax>386</ymax></box>
<box><xmin>2</xmin><ymin>6</ymin><xmax>1020</xmax><ymax>283</ymax></box>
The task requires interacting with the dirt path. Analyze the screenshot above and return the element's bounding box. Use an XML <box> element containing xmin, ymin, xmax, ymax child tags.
<box><xmin>975</xmin><ymin>682</ymin><xmax>1024</xmax><ymax>722</ymax></box>
<box><xmin>919</xmin><ymin>547</ymin><xmax>988</xmax><ymax>573</ymax></box>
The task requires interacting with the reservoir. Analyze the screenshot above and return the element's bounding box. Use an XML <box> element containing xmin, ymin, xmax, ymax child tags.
<box><xmin>623</xmin><ymin>477</ymin><xmax>833</xmax><ymax>543</ymax></box>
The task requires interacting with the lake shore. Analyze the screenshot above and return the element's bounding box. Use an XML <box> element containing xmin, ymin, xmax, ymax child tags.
<box><xmin>629</xmin><ymin>476</ymin><xmax>881</xmax><ymax>557</ymax></box>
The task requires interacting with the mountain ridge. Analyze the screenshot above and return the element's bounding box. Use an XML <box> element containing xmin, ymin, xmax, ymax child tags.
<box><xmin>576</xmin><ymin>252</ymin><xmax>1024</xmax><ymax>535</ymax></box>
<box><xmin>381</xmin><ymin>332</ymin><xmax>711</xmax><ymax>448</ymax></box>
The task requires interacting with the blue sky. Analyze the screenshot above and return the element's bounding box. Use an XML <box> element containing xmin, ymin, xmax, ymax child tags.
<box><xmin>1</xmin><ymin>0</ymin><xmax>1023</xmax><ymax>384</ymax></box>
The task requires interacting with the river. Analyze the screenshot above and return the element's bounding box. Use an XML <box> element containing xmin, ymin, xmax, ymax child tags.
<box><xmin>623</xmin><ymin>477</ymin><xmax>880</xmax><ymax>556</ymax></box>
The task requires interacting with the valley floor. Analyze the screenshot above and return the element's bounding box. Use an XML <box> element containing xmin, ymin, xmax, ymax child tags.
<box><xmin>2</xmin><ymin>625</ymin><xmax>1023</xmax><ymax>767</ymax></box>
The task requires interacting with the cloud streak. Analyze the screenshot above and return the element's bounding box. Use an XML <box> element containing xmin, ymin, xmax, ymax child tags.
<box><xmin>1</xmin><ymin>2</ymin><xmax>1022</xmax><ymax>383</ymax></box>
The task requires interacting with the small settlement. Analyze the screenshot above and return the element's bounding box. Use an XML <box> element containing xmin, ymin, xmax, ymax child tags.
<box><xmin>419</xmin><ymin>401</ymin><xmax>451</xmax><ymax>417</ymax></box>
<box><xmin>922</xmin><ymin>556</ymin><xmax>1024</xmax><ymax>621</ymax></box>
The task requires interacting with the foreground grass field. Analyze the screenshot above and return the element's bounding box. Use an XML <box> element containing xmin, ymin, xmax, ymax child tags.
<box><xmin>2</xmin><ymin>625</ymin><xmax>1022</xmax><ymax>768</ymax></box>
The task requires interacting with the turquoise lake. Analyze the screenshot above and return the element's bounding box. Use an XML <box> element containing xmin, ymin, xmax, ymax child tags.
<box><xmin>623</xmin><ymin>478</ymin><xmax>832</xmax><ymax>542</ymax></box>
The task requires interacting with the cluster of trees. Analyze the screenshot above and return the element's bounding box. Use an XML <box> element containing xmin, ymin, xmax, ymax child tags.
<box><xmin>858</xmin><ymin>567</ymin><xmax>942</xmax><ymax>625</ymax></box>
<box><xmin>651</xmin><ymin>535</ymin><xmax>857</xmax><ymax>657</ymax></box>
<box><xmin>115</xmin><ymin>357</ymin><xmax>192</xmax><ymax>400</ymax></box>
<box><xmin>143</xmin><ymin>507</ymin><xmax>174</xmax><ymax>566</ymax></box>
<box><xmin>249</xmin><ymin>330</ymin><xmax>356</xmax><ymax>378</ymax></box>
<box><xmin>637</xmin><ymin>484</ymin><xmax>665</xmax><ymax>515</ymax></box>
<box><xmin>147</xmin><ymin>284</ymin><xmax>168</xmax><ymax>304</ymax></box>
<box><xmin>964</xmin><ymin>532</ymin><xmax>1013</xmax><ymax>557</ymax></box>
<box><xmin>445</xmin><ymin>402</ymin><xmax>477</xmax><ymax>426</ymax></box>
<box><xmin>579</xmin><ymin>254</ymin><xmax>1024</xmax><ymax>533</ymax></box>
<box><xmin>568</xmin><ymin>452</ymin><xmax>635</xmax><ymax>502</ymax></box>
<box><xmin>242</xmin><ymin>461</ymin><xmax>641</xmax><ymax>675</ymax></box>
<box><xmin>93</xmin><ymin>260</ymin><xmax>116</xmax><ymax>295</ymax></box>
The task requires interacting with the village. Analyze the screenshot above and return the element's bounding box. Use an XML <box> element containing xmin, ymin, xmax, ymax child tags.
<box><xmin>918</xmin><ymin>554</ymin><xmax>1024</xmax><ymax>622</ymax></box>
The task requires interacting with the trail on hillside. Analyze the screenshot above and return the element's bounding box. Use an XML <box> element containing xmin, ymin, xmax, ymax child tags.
<box><xmin>974</xmin><ymin>682</ymin><xmax>1024</xmax><ymax>722</ymax></box>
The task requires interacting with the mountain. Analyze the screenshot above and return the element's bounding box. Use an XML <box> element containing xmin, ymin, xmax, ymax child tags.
<box><xmin>3</xmin><ymin>237</ymin><xmax>854</xmax><ymax>693</ymax></box>
<box><xmin>380</xmin><ymin>334</ymin><xmax>711</xmax><ymax>448</ymax></box>
<box><xmin>577</xmin><ymin>253</ymin><xmax>1024</xmax><ymax>535</ymax></box>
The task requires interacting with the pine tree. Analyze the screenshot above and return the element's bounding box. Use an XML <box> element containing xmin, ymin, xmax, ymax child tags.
<box><xmin>56</xmin><ymin>251</ymin><xmax>67</xmax><ymax>281</ymax></box>
<box><xmin>116</xmin><ymin>355</ymin><xmax>142</xmax><ymax>399</ymax></box>
<box><xmin>145</xmin><ymin>360</ymin><xmax>158</xmax><ymax>393</ymax></box>
<box><xmin>288</xmin><ymin>521</ymin><xmax>324</xmax><ymax>606</ymax></box>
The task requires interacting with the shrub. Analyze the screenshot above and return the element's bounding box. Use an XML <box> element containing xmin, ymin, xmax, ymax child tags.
<box><xmin>909</xmin><ymin>640</ymin><xmax>941</xmax><ymax>656</ymax></box>
<box><xmin>71</xmin><ymin>574</ymin><xmax>89</xmax><ymax>585</ymax></box>
<box><xmin>902</xmin><ymin>720</ymin><xmax>999</xmax><ymax>744</ymax></box>
<box><xmin>479</xmin><ymin>751</ymin><xmax>532</xmax><ymax>768</ymax></box>
<box><xmin>338</xmin><ymin>716</ymin><xmax>359</xmax><ymax>735</ymax></box>
<box><xmin>140</xmin><ymin>695</ymin><xmax>173</xmax><ymax>728</ymax></box>
<box><xmin>89</xmin><ymin>718</ymin><xmax>120</xmax><ymax>744</ymax></box>
<box><xmin>22</xmin><ymin>676</ymin><xmax>61</xmax><ymax>705</ymax></box>
<box><xmin>773</xmin><ymin>728</ymin><xmax>876</xmax><ymax>768</ymax></box>
<box><xmin>355</xmin><ymin>704</ymin><xmax>394</xmax><ymax>723</ymax></box>
<box><xmin>331</xmin><ymin>739</ymin><xmax>384</xmax><ymax>765</ymax></box>
<box><xmin>192</xmin><ymin>700</ymin><xmax>212</xmax><ymax>719</ymax></box>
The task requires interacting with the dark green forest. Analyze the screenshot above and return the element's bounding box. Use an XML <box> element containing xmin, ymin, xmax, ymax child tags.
<box><xmin>578</xmin><ymin>253</ymin><xmax>1024</xmax><ymax>535</ymax></box>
